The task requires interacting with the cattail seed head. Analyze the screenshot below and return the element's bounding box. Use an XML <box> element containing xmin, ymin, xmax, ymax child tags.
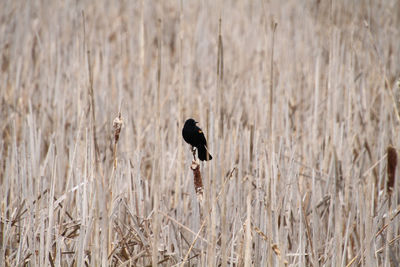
<box><xmin>191</xmin><ymin>159</ymin><xmax>203</xmax><ymax>202</ymax></box>
<box><xmin>387</xmin><ymin>146</ymin><xmax>397</xmax><ymax>196</ymax></box>
<box><xmin>113</xmin><ymin>112</ymin><xmax>124</xmax><ymax>144</ymax></box>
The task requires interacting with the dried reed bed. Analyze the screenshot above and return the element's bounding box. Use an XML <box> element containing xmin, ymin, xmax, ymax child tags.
<box><xmin>1</xmin><ymin>0</ymin><xmax>400</xmax><ymax>266</ymax></box>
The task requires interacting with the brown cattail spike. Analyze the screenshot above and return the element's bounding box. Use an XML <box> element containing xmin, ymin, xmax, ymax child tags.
<box><xmin>191</xmin><ymin>159</ymin><xmax>203</xmax><ymax>202</ymax></box>
<box><xmin>113</xmin><ymin>112</ymin><xmax>123</xmax><ymax>144</ymax></box>
<box><xmin>387</xmin><ymin>146</ymin><xmax>397</xmax><ymax>196</ymax></box>
<box><xmin>113</xmin><ymin>112</ymin><xmax>124</xmax><ymax>169</ymax></box>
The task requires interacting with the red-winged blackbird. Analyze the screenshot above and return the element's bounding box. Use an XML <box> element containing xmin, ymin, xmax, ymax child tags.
<box><xmin>182</xmin><ymin>118</ymin><xmax>212</xmax><ymax>161</ymax></box>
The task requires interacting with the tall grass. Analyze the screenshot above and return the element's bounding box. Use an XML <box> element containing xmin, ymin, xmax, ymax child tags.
<box><xmin>1</xmin><ymin>0</ymin><xmax>400</xmax><ymax>266</ymax></box>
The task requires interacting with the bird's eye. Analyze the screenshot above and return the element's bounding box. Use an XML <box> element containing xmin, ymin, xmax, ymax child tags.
<box><xmin>198</xmin><ymin>130</ymin><xmax>202</xmax><ymax>133</ymax></box>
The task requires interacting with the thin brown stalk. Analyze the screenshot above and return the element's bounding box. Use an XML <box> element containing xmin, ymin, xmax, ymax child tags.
<box><xmin>301</xmin><ymin>193</ymin><xmax>316</xmax><ymax>266</ymax></box>
<box><xmin>269</xmin><ymin>20</ymin><xmax>277</xmax><ymax>140</ymax></box>
<box><xmin>364</xmin><ymin>21</ymin><xmax>400</xmax><ymax>124</ymax></box>
<box><xmin>82</xmin><ymin>11</ymin><xmax>100</xmax><ymax>164</ymax></box>
<box><xmin>217</xmin><ymin>17</ymin><xmax>224</xmax><ymax>137</ymax></box>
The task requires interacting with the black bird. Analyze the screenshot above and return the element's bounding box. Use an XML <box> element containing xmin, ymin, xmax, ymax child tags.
<box><xmin>182</xmin><ymin>118</ymin><xmax>212</xmax><ymax>161</ymax></box>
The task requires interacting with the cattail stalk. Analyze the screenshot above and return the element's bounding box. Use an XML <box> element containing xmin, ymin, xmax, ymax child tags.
<box><xmin>269</xmin><ymin>20</ymin><xmax>277</xmax><ymax>142</ymax></box>
<box><xmin>180</xmin><ymin>168</ymin><xmax>236</xmax><ymax>267</ymax></box>
<box><xmin>82</xmin><ymin>11</ymin><xmax>100</xmax><ymax>164</ymax></box>
<box><xmin>217</xmin><ymin>17</ymin><xmax>224</xmax><ymax>137</ymax></box>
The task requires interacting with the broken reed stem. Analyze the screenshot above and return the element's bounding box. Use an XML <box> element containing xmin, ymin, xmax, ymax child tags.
<box><xmin>113</xmin><ymin>112</ymin><xmax>123</xmax><ymax>169</ymax></box>
<box><xmin>301</xmin><ymin>195</ymin><xmax>316</xmax><ymax>266</ymax></box>
<box><xmin>252</xmin><ymin>224</ymin><xmax>288</xmax><ymax>265</ymax></box>
<box><xmin>375</xmin><ymin>206</ymin><xmax>400</xmax><ymax>238</ymax></box>
<box><xmin>375</xmin><ymin>234</ymin><xmax>400</xmax><ymax>254</ymax></box>
<box><xmin>348</xmin><ymin>205</ymin><xmax>400</xmax><ymax>266</ymax></box>
<box><xmin>180</xmin><ymin>167</ymin><xmax>237</xmax><ymax>267</ymax></box>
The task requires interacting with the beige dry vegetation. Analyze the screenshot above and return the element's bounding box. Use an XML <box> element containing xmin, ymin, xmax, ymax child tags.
<box><xmin>1</xmin><ymin>0</ymin><xmax>400</xmax><ymax>266</ymax></box>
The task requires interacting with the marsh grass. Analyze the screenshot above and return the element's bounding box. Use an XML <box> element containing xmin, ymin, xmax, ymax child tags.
<box><xmin>1</xmin><ymin>0</ymin><xmax>400</xmax><ymax>266</ymax></box>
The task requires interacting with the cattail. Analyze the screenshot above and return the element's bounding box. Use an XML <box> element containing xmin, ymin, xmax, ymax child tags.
<box><xmin>189</xmin><ymin>147</ymin><xmax>203</xmax><ymax>202</ymax></box>
<box><xmin>387</xmin><ymin>146</ymin><xmax>397</xmax><ymax>196</ymax></box>
<box><xmin>113</xmin><ymin>112</ymin><xmax>123</xmax><ymax>169</ymax></box>
<box><xmin>113</xmin><ymin>112</ymin><xmax>123</xmax><ymax>144</ymax></box>
<box><xmin>191</xmin><ymin>158</ymin><xmax>203</xmax><ymax>202</ymax></box>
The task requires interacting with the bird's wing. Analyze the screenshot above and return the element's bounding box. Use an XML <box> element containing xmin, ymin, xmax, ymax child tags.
<box><xmin>197</xmin><ymin>127</ymin><xmax>208</xmax><ymax>146</ymax></box>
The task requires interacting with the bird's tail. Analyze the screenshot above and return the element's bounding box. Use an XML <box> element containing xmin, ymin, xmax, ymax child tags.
<box><xmin>198</xmin><ymin>146</ymin><xmax>212</xmax><ymax>161</ymax></box>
